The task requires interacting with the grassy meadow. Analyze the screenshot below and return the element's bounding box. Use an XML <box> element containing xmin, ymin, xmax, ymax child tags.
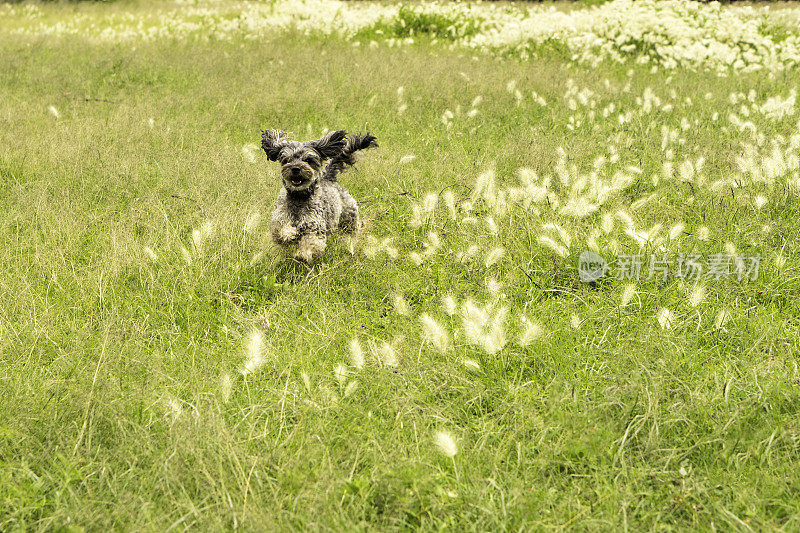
<box><xmin>2</xmin><ymin>0</ymin><xmax>800</xmax><ymax>530</ymax></box>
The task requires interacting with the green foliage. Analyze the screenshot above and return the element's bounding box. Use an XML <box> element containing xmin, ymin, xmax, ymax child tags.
<box><xmin>391</xmin><ymin>4</ymin><xmax>485</xmax><ymax>38</ymax></box>
<box><xmin>356</xmin><ymin>3</ymin><xmax>488</xmax><ymax>41</ymax></box>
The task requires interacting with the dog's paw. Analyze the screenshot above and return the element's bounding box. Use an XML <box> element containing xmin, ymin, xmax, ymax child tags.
<box><xmin>293</xmin><ymin>248</ymin><xmax>314</xmax><ymax>264</ymax></box>
<box><xmin>278</xmin><ymin>225</ymin><xmax>299</xmax><ymax>243</ymax></box>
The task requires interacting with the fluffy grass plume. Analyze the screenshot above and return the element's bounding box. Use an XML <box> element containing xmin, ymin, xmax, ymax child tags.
<box><xmin>242</xmin><ymin>327</ymin><xmax>267</xmax><ymax>375</ymax></box>
<box><xmin>392</xmin><ymin>293</ymin><xmax>411</xmax><ymax>316</ymax></box>
<box><xmin>349</xmin><ymin>338</ymin><xmax>365</xmax><ymax>369</ymax></box>
<box><xmin>433</xmin><ymin>430</ymin><xmax>458</xmax><ymax>458</ymax></box>
<box><xmin>620</xmin><ymin>284</ymin><xmax>636</xmax><ymax>307</ymax></box>
<box><xmin>419</xmin><ymin>313</ymin><xmax>450</xmax><ymax>353</ymax></box>
<box><xmin>518</xmin><ymin>315</ymin><xmax>544</xmax><ymax>346</ymax></box>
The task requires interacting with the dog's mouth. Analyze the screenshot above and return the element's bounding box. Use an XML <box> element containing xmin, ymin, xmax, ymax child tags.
<box><xmin>283</xmin><ymin>169</ymin><xmax>312</xmax><ymax>190</ymax></box>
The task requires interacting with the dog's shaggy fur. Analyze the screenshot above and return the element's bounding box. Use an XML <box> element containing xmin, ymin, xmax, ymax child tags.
<box><xmin>261</xmin><ymin>129</ymin><xmax>377</xmax><ymax>263</ymax></box>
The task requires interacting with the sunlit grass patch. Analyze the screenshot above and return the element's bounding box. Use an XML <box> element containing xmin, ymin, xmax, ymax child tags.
<box><xmin>2</xmin><ymin>2</ymin><xmax>800</xmax><ymax>530</ymax></box>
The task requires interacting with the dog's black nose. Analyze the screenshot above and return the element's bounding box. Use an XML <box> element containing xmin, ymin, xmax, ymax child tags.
<box><xmin>290</xmin><ymin>166</ymin><xmax>302</xmax><ymax>175</ymax></box>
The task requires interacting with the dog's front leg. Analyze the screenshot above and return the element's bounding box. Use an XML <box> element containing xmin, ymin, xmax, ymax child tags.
<box><xmin>294</xmin><ymin>233</ymin><xmax>327</xmax><ymax>263</ymax></box>
<box><xmin>270</xmin><ymin>211</ymin><xmax>299</xmax><ymax>245</ymax></box>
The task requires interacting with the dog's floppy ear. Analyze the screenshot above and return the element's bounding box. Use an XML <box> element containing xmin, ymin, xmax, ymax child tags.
<box><xmin>308</xmin><ymin>130</ymin><xmax>347</xmax><ymax>160</ymax></box>
<box><xmin>261</xmin><ymin>130</ymin><xmax>290</xmax><ymax>161</ymax></box>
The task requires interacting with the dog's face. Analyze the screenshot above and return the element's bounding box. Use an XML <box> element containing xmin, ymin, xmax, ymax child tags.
<box><xmin>277</xmin><ymin>143</ymin><xmax>323</xmax><ymax>193</ymax></box>
<box><xmin>261</xmin><ymin>130</ymin><xmax>347</xmax><ymax>195</ymax></box>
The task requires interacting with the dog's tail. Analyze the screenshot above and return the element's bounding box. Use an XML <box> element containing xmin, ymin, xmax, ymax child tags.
<box><xmin>323</xmin><ymin>132</ymin><xmax>378</xmax><ymax>182</ymax></box>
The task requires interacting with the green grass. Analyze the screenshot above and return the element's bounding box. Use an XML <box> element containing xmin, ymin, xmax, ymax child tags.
<box><xmin>2</xmin><ymin>6</ymin><xmax>800</xmax><ymax>531</ymax></box>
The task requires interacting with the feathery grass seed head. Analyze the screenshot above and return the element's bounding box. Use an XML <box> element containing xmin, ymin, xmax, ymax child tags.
<box><xmin>242</xmin><ymin>327</ymin><xmax>267</xmax><ymax>376</ymax></box>
<box><xmin>420</xmin><ymin>314</ymin><xmax>450</xmax><ymax>353</ymax></box>
<box><xmin>349</xmin><ymin>339</ymin><xmax>365</xmax><ymax>369</ymax></box>
<box><xmin>434</xmin><ymin>430</ymin><xmax>458</xmax><ymax>458</ymax></box>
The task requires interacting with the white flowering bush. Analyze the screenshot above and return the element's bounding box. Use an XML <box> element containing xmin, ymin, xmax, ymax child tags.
<box><xmin>466</xmin><ymin>0</ymin><xmax>800</xmax><ymax>74</ymax></box>
<box><xmin>5</xmin><ymin>0</ymin><xmax>800</xmax><ymax>74</ymax></box>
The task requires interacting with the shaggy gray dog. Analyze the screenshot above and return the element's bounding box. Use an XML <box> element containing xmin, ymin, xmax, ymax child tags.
<box><xmin>261</xmin><ymin>129</ymin><xmax>377</xmax><ymax>263</ymax></box>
